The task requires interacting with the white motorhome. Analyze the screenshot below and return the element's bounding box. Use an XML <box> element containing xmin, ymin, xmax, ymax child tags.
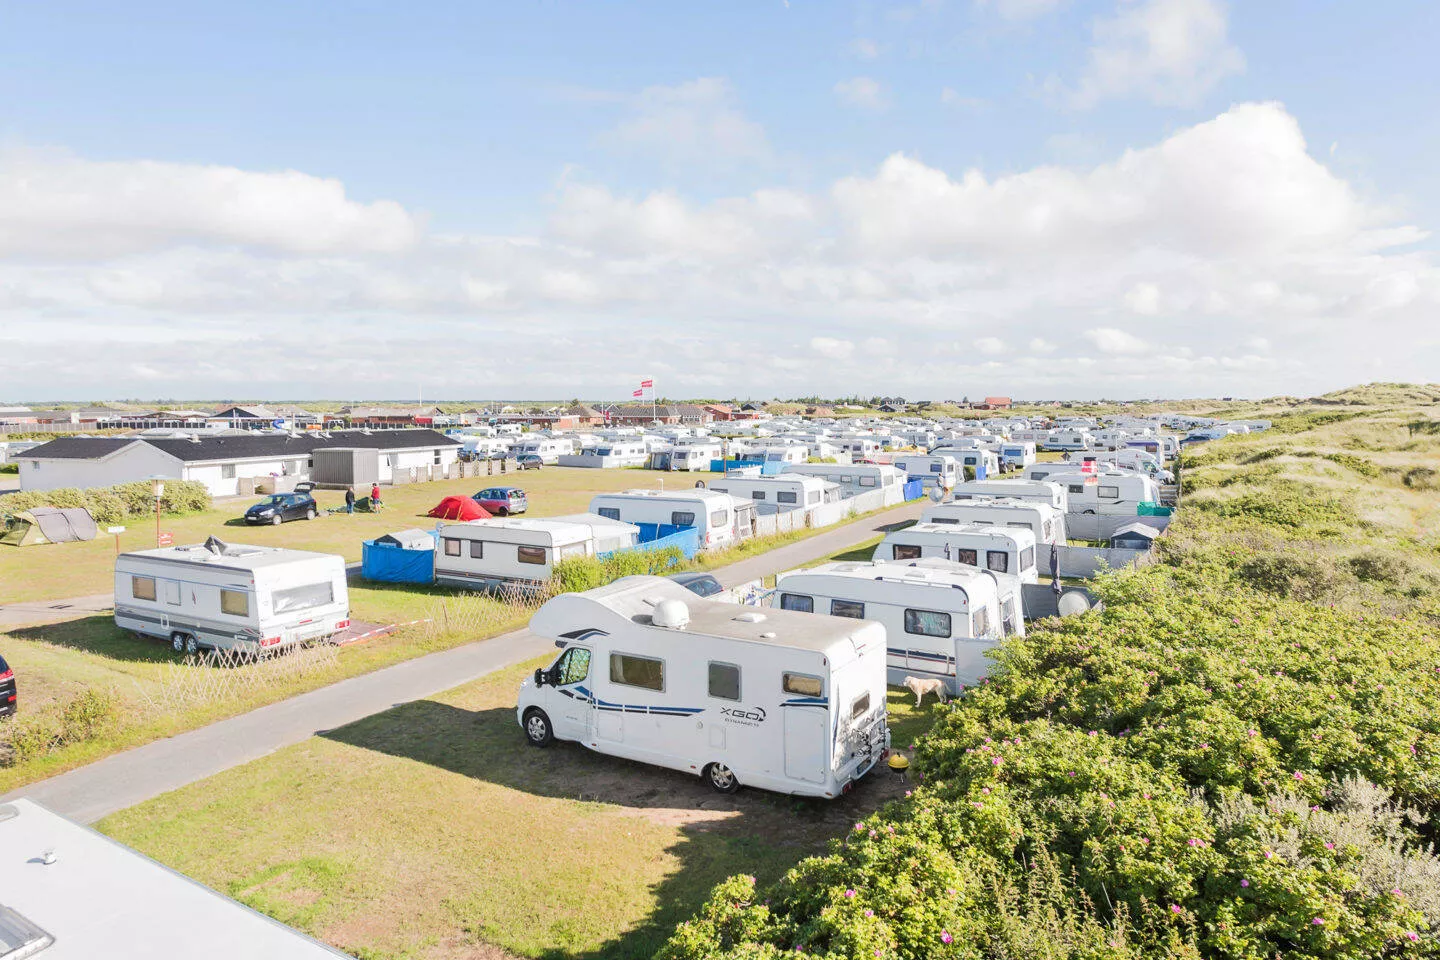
<box><xmin>1044</xmin><ymin>471</ymin><xmax>1161</xmax><ymax>516</ymax></box>
<box><xmin>949</xmin><ymin>479</ymin><xmax>1067</xmax><ymax>512</ymax></box>
<box><xmin>434</xmin><ymin>514</ymin><xmax>640</xmax><ymax>589</ymax></box>
<box><xmin>772</xmin><ymin>560</ymin><xmax>1022</xmax><ymax>691</ymax></box>
<box><xmin>922</xmin><ymin>497</ymin><xmax>1066</xmax><ymax>546</ymax></box>
<box><xmin>589</xmin><ymin>489</ymin><xmax>740</xmax><ymax>550</ymax></box>
<box><xmin>668</xmin><ymin>443</ymin><xmax>724</xmax><ymax>472</ymax></box>
<box><xmin>1094</xmin><ymin>449</ymin><xmax>1173</xmax><ymax>482</ymax></box>
<box><xmin>892</xmin><ymin>454</ymin><xmax>960</xmax><ymax>490</ymax></box>
<box><xmin>930</xmin><ymin>447</ymin><xmax>1001</xmax><ymax>480</ymax></box>
<box><xmin>514</xmin><ymin>437</ymin><xmax>571</xmax><ymax>464</ymax></box>
<box><xmin>783</xmin><ymin>462</ymin><xmax>905</xmax><ymax>501</ymax></box>
<box><xmin>998</xmin><ymin>441</ymin><xmax>1037</xmax><ymax>471</ymax></box>
<box><xmin>708</xmin><ymin>474</ymin><xmax>834</xmax><ymax>514</ymax></box>
<box><xmin>872</xmin><ymin>522</ymin><xmax>1039</xmax><ymax>583</ymax></box>
<box><xmin>564</xmin><ymin>440</ymin><xmax>648</xmax><ymax>467</ymax></box>
<box><xmin>1041</xmin><ymin>430</ymin><xmax>1096</xmax><ymax>452</ymax></box>
<box><xmin>760</xmin><ymin>445</ymin><xmax>808</xmax><ymax>466</ymax></box>
<box><xmin>517</xmin><ymin>576</ymin><xmax>891</xmax><ymax>798</ymax></box>
<box><xmin>837</xmin><ymin>438</ymin><xmax>883</xmax><ymax>460</ymax></box>
<box><xmin>114</xmin><ymin>539</ymin><xmax>349</xmax><ymax>655</ymax></box>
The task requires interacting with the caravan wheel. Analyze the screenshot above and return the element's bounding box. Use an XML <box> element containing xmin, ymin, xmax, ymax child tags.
<box><xmin>704</xmin><ymin>762</ymin><xmax>740</xmax><ymax>794</ymax></box>
<box><xmin>523</xmin><ymin>709</ymin><xmax>554</xmax><ymax>747</ymax></box>
<box><xmin>171</xmin><ymin>632</ymin><xmax>186</xmax><ymax>652</ymax></box>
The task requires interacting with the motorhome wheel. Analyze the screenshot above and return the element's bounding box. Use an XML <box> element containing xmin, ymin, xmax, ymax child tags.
<box><xmin>704</xmin><ymin>762</ymin><xmax>740</xmax><ymax>794</ymax></box>
<box><xmin>1082</xmin><ymin>509</ymin><xmax>1095</xmax><ymax>515</ymax></box>
<box><xmin>524</xmin><ymin>709</ymin><xmax>554</xmax><ymax>747</ymax></box>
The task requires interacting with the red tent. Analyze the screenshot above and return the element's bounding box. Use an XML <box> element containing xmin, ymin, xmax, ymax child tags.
<box><xmin>428</xmin><ymin>496</ymin><xmax>492</xmax><ymax>521</ymax></box>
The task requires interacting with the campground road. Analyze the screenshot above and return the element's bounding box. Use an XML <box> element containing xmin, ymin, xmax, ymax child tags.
<box><xmin>0</xmin><ymin>593</ymin><xmax>114</xmax><ymax>629</ymax></box>
<box><xmin>2</xmin><ymin>499</ymin><xmax>924</xmax><ymax>824</ymax></box>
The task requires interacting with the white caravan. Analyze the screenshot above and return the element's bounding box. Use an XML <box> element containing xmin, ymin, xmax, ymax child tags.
<box><xmin>515</xmin><ymin>437</ymin><xmax>571</xmax><ymax>464</ymax></box>
<box><xmin>708</xmin><ymin>474</ymin><xmax>833</xmax><ymax>514</ymax></box>
<box><xmin>760</xmin><ymin>445</ymin><xmax>809</xmax><ymax>466</ymax></box>
<box><xmin>772</xmin><ymin>560</ymin><xmax>1022</xmax><ymax>692</ymax></box>
<box><xmin>930</xmin><ymin>447</ymin><xmax>1001</xmax><ymax>480</ymax></box>
<box><xmin>838</xmin><ymin>438</ymin><xmax>883</xmax><ymax>459</ymax></box>
<box><xmin>872</xmin><ymin>522</ymin><xmax>1039</xmax><ymax>583</ymax></box>
<box><xmin>115</xmin><ymin>539</ymin><xmax>349</xmax><ymax>655</ymax></box>
<box><xmin>949</xmin><ymin>479</ymin><xmax>1068</xmax><ymax>512</ymax></box>
<box><xmin>892</xmin><ymin>454</ymin><xmax>961</xmax><ymax>490</ymax></box>
<box><xmin>998</xmin><ymin>441</ymin><xmax>1037</xmax><ymax>471</ymax></box>
<box><xmin>517</xmin><ymin>576</ymin><xmax>891</xmax><ymax>798</ymax></box>
<box><xmin>589</xmin><ymin>489</ymin><xmax>740</xmax><ymax>550</ymax></box>
<box><xmin>922</xmin><ymin>497</ymin><xmax>1066</xmax><ymax>546</ymax></box>
<box><xmin>1044</xmin><ymin>471</ymin><xmax>1161</xmax><ymax>516</ymax></box>
<box><xmin>1092</xmin><ymin>449</ymin><xmax>1173</xmax><ymax>482</ymax></box>
<box><xmin>1041</xmin><ymin>430</ymin><xmax>1096</xmax><ymax>452</ymax></box>
<box><xmin>783</xmin><ymin>462</ymin><xmax>905</xmax><ymax>501</ymax></box>
<box><xmin>434</xmin><ymin>515</ymin><xmax>640</xmax><ymax>589</ymax></box>
<box><xmin>669</xmin><ymin>443</ymin><xmax>724</xmax><ymax>471</ymax></box>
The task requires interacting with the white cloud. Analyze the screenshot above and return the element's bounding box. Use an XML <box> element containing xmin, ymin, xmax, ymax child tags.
<box><xmin>1124</xmin><ymin>281</ymin><xmax>1162</xmax><ymax>315</ymax></box>
<box><xmin>940</xmin><ymin>88</ymin><xmax>989</xmax><ymax>110</ymax></box>
<box><xmin>1085</xmin><ymin>327</ymin><xmax>1151</xmax><ymax>354</ymax></box>
<box><xmin>1029</xmin><ymin>337</ymin><xmax>1058</xmax><ymax>353</ymax></box>
<box><xmin>849</xmin><ymin>38</ymin><xmax>882</xmax><ymax>59</ymax></box>
<box><xmin>1064</xmin><ymin>0</ymin><xmax>1245</xmax><ymax>108</ymax></box>
<box><xmin>974</xmin><ymin>336</ymin><xmax>1007</xmax><ymax>355</ymax></box>
<box><xmin>975</xmin><ymin>0</ymin><xmax>1067</xmax><ymax>21</ymax></box>
<box><xmin>811</xmin><ymin>336</ymin><xmax>856</xmax><ymax>359</ymax></box>
<box><xmin>0</xmin><ymin>148</ymin><xmax>419</xmax><ymax>259</ymax></box>
<box><xmin>599</xmin><ymin>77</ymin><xmax>769</xmax><ymax>163</ymax></box>
<box><xmin>834</xmin><ymin>76</ymin><xmax>888</xmax><ymax>111</ymax></box>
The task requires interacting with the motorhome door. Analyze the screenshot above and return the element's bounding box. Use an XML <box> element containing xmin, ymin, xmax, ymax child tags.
<box><xmin>781</xmin><ymin>672</ymin><xmax>828</xmax><ymax>783</ymax></box>
<box><xmin>549</xmin><ymin>646</ymin><xmax>594</xmax><ymax>741</ymax></box>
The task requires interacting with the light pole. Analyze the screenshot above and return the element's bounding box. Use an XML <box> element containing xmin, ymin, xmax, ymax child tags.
<box><xmin>149</xmin><ymin>476</ymin><xmax>166</xmax><ymax>547</ymax></box>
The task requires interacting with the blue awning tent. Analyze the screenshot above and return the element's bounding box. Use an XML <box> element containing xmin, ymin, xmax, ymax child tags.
<box><xmin>361</xmin><ymin>534</ymin><xmax>436</xmax><ymax>583</ymax></box>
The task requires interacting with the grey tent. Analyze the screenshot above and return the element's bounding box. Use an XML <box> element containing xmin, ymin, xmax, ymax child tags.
<box><xmin>1110</xmin><ymin>522</ymin><xmax>1160</xmax><ymax>549</ymax></box>
<box><xmin>0</xmin><ymin>507</ymin><xmax>98</xmax><ymax>546</ymax></box>
<box><xmin>374</xmin><ymin>528</ymin><xmax>436</xmax><ymax>550</ymax></box>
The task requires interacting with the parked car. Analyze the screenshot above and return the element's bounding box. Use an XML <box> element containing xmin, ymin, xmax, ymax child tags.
<box><xmin>243</xmin><ymin>492</ymin><xmax>318</xmax><ymax>525</ymax></box>
<box><xmin>472</xmin><ymin>487</ymin><xmax>528</xmax><ymax>516</ymax></box>
<box><xmin>516</xmin><ymin>454</ymin><xmax>544</xmax><ymax>470</ymax></box>
<box><xmin>669</xmin><ymin>571</ymin><xmax>727</xmax><ymax>598</ymax></box>
<box><xmin>0</xmin><ymin>652</ymin><xmax>16</xmax><ymax>716</ymax></box>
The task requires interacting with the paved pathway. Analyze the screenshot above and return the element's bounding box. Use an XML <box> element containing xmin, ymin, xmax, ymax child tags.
<box><xmin>2</xmin><ymin>500</ymin><xmax>923</xmax><ymax>823</ymax></box>
<box><xmin>0</xmin><ymin>593</ymin><xmax>113</xmax><ymax>629</ymax></box>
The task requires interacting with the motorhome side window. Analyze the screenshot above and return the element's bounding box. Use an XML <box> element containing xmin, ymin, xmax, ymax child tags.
<box><xmin>986</xmin><ymin>551</ymin><xmax>1009</xmax><ymax>573</ymax></box>
<box><xmin>891</xmin><ymin>544</ymin><xmax>922</xmax><ymax>561</ymax></box>
<box><xmin>517</xmin><ymin>545</ymin><xmax>546</xmax><ymax>565</ymax></box>
<box><xmin>776</xmin><ymin>491</ymin><xmax>797</xmax><ymax>504</ymax></box>
<box><xmin>556</xmin><ymin>647</ymin><xmax>590</xmax><ymax>685</ymax></box>
<box><xmin>1068</xmin><ymin>484</ymin><xmax>1085</xmax><ymax>494</ymax></box>
<box><xmin>957</xmin><ymin>548</ymin><xmax>978</xmax><ymax>565</ymax></box>
<box><xmin>860</xmin><ymin>477</ymin><xmax>877</xmax><ymax>487</ymax></box>
<box><xmin>610</xmin><ymin>653</ymin><xmax>664</xmax><ymax>691</ymax></box>
<box><xmin>220</xmin><ymin>589</ymin><xmax>249</xmax><ymax>617</ymax></box>
<box><xmin>1098</xmin><ymin>485</ymin><xmax>1120</xmax><ymax>499</ymax></box>
<box><xmin>443</xmin><ymin>538</ymin><xmax>462</xmax><ymax>557</ymax></box>
<box><xmin>708</xmin><ymin>662</ymin><xmax>741</xmax><ymax>701</ymax></box>
<box><xmin>132</xmin><ymin>576</ymin><xmax>156</xmax><ymax>601</ymax></box>
<box><xmin>751</xmin><ymin>490</ymin><xmax>766</xmax><ymax>500</ymax></box>
<box><xmin>671</xmin><ymin>511</ymin><xmax>696</xmax><ymax>526</ymax></box>
<box><xmin>779</xmin><ymin>593</ymin><xmax>813</xmax><ymax>613</ymax></box>
<box><xmin>709</xmin><ymin>510</ymin><xmax>727</xmax><ymax>527</ymax></box>
<box><xmin>469</xmin><ymin>541</ymin><xmax>484</xmax><ymax>559</ymax></box>
<box><xmin>782</xmin><ymin>673</ymin><xmax>823</xmax><ymax>697</ymax></box>
<box><xmin>904</xmin><ymin>609</ymin><xmax>951</xmax><ymax>638</ymax></box>
<box><xmin>851</xmin><ymin>691</ymin><xmax>871</xmax><ymax>720</ymax></box>
<box><xmin>929</xmin><ymin>464</ymin><xmax>942</xmax><ymax>473</ymax></box>
<box><xmin>597</xmin><ymin>507</ymin><xmax>621</xmax><ymax>521</ymax></box>
<box><xmin>830</xmin><ymin>599</ymin><xmax>864</xmax><ymax>619</ymax></box>
<box><xmin>1019</xmin><ymin>547</ymin><xmax>1035</xmax><ymax>571</ymax></box>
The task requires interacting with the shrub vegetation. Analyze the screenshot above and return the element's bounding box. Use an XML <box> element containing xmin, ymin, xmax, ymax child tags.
<box><xmin>0</xmin><ymin>479</ymin><xmax>211</xmax><ymax>524</ymax></box>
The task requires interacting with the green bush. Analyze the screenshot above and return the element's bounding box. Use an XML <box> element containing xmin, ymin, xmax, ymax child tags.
<box><xmin>551</xmin><ymin>546</ymin><xmax>687</xmax><ymax>594</ymax></box>
<box><xmin>2</xmin><ymin>688</ymin><xmax>120</xmax><ymax>766</ymax></box>
<box><xmin>1402</xmin><ymin>467</ymin><xmax>1438</xmax><ymax>491</ymax></box>
<box><xmin>0</xmin><ymin>479</ymin><xmax>210</xmax><ymax>524</ymax></box>
<box><xmin>1268</xmin><ymin>411</ymin><xmax>1367</xmax><ymax>435</ymax></box>
<box><xmin>1189</xmin><ymin>484</ymin><xmax>1351</xmax><ymax>534</ymax></box>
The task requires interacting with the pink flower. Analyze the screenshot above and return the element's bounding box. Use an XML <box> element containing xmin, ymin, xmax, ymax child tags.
<box><xmin>855</xmin><ymin>822</ymin><xmax>865</xmax><ymax>832</ymax></box>
<box><xmin>1241</xmin><ymin>879</ymin><xmax>1249</xmax><ymax>888</ymax></box>
<box><xmin>982</xmin><ymin>787</ymin><xmax>991</xmax><ymax>795</ymax></box>
<box><xmin>1067</xmin><ymin>771</ymin><xmax>1076</xmax><ymax>777</ymax></box>
<box><xmin>1312</xmin><ymin>918</ymin><xmax>1324</xmax><ymax>926</ymax></box>
<box><xmin>1324</xmin><ymin>842</ymin><xmax>1334</xmax><ymax>850</ymax></box>
<box><xmin>865</xmin><ymin>909</ymin><xmax>874</xmax><ymax>918</ymax></box>
<box><xmin>845</xmin><ymin>889</ymin><xmax>856</xmax><ymax>898</ymax></box>
<box><xmin>1407</xmin><ymin>932</ymin><xmax>1419</xmax><ymax>942</ymax></box>
<box><xmin>991</xmin><ymin>757</ymin><xmax>1003</xmax><ymax>766</ymax></box>
<box><xmin>1170</xmin><ymin>904</ymin><xmax>1182</xmax><ymax>914</ymax></box>
<box><xmin>973</xmin><ymin>802</ymin><xmax>984</xmax><ymax>809</ymax></box>
<box><xmin>1263</xmin><ymin>851</ymin><xmax>1273</xmax><ymax>859</ymax></box>
<box><xmin>946</xmin><ymin>888</ymin><xmax>956</xmax><ymax>895</ymax></box>
<box><xmin>1293</xmin><ymin>771</ymin><xmax>1305</xmax><ymax>781</ymax></box>
<box><xmin>1247</xmin><ymin>729</ymin><xmax>1258</xmax><ymax>737</ymax></box>
<box><xmin>940</xmin><ymin>930</ymin><xmax>953</xmax><ymax>944</ymax></box>
<box><xmin>1088</xmin><ymin>730</ymin><xmax>1098</xmax><ymax>737</ymax></box>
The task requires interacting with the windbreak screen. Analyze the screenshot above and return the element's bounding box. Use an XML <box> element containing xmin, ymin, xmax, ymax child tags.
<box><xmin>272</xmin><ymin>581</ymin><xmax>335</xmax><ymax>614</ymax></box>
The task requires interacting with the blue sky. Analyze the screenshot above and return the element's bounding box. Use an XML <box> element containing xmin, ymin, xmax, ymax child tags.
<box><xmin>1</xmin><ymin>1</ymin><xmax>1436</xmax><ymax>400</ymax></box>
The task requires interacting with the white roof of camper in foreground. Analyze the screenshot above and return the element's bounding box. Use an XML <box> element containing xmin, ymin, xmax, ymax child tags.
<box><xmin>118</xmin><ymin>541</ymin><xmax>342</xmax><ymax>572</ymax></box>
<box><xmin>530</xmin><ymin>576</ymin><xmax>876</xmax><ymax>654</ymax></box>
<box><xmin>780</xmin><ymin>560</ymin><xmax>1001</xmax><ymax>601</ymax></box>
<box><xmin>0</xmin><ymin>798</ymin><xmax>348</xmax><ymax>958</ymax></box>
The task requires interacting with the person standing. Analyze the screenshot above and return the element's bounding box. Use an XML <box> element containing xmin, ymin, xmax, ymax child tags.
<box><xmin>344</xmin><ymin>487</ymin><xmax>355</xmax><ymax>514</ymax></box>
<box><xmin>370</xmin><ymin>482</ymin><xmax>382</xmax><ymax>511</ymax></box>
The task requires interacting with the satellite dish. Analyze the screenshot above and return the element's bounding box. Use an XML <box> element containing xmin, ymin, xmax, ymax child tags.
<box><xmin>929</xmin><ymin>485</ymin><xmax>945</xmax><ymax>503</ymax></box>
<box><xmin>651</xmin><ymin>599</ymin><xmax>691</xmax><ymax>630</ymax></box>
<box><xmin>1057</xmin><ymin>591</ymin><xmax>1091</xmax><ymax>617</ymax></box>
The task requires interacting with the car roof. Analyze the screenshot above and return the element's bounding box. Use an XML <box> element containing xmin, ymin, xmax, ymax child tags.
<box><xmin>669</xmin><ymin>571</ymin><xmax>719</xmax><ymax>585</ymax></box>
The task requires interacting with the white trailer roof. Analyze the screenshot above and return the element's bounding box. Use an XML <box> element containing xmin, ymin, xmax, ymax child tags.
<box><xmin>437</xmin><ymin>516</ymin><xmax>597</xmax><ymax>544</ymax></box>
<box><xmin>118</xmin><ymin>540</ymin><xmax>341</xmax><ymax>573</ymax></box>
<box><xmin>0</xmin><ymin>799</ymin><xmax>347</xmax><ymax>958</ymax></box>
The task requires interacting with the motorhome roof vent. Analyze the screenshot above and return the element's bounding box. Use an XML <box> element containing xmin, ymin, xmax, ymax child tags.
<box><xmin>651</xmin><ymin>599</ymin><xmax>690</xmax><ymax>630</ymax></box>
<box><xmin>731</xmin><ymin>612</ymin><xmax>766</xmax><ymax>623</ymax></box>
<box><xmin>202</xmin><ymin>535</ymin><xmax>230</xmax><ymax>555</ymax></box>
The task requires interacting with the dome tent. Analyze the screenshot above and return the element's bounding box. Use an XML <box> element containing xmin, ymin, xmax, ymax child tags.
<box><xmin>427</xmin><ymin>496</ymin><xmax>491</xmax><ymax>521</ymax></box>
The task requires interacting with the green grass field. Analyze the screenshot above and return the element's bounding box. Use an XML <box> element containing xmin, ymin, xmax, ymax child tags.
<box><xmin>99</xmin><ymin>662</ymin><xmax>938</xmax><ymax>960</ymax></box>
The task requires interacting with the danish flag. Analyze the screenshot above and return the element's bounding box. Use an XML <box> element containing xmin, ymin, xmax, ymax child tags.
<box><xmin>640</xmin><ymin>378</ymin><xmax>654</xmax><ymax>389</ymax></box>
<box><xmin>632</xmin><ymin>388</ymin><xmax>644</xmax><ymax>398</ymax></box>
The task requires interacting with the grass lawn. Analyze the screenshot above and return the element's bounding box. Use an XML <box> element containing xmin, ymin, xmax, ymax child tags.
<box><xmin>0</xmin><ymin>467</ymin><xmax>685</xmax><ymax>606</ymax></box>
<box><xmin>99</xmin><ymin>661</ymin><xmax>942</xmax><ymax>960</ymax></box>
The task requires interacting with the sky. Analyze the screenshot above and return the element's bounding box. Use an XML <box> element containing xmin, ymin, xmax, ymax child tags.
<box><xmin>1</xmin><ymin>0</ymin><xmax>1437</xmax><ymax>402</ymax></box>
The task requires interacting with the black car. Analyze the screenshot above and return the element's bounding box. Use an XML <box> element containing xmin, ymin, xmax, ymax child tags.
<box><xmin>0</xmin><ymin>653</ymin><xmax>16</xmax><ymax>717</ymax></box>
<box><xmin>244</xmin><ymin>492</ymin><xmax>318</xmax><ymax>525</ymax></box>
<box><xmin>669</xmin><ymin>572</ymin><xmax>727</xmax><ymax>599</ymax></box>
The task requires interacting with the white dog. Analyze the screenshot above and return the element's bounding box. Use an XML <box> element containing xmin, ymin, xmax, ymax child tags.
<box><xmin>903</xmin><ymin>676</ymin><xmax>948</xmax><ymax>706</ymax></box>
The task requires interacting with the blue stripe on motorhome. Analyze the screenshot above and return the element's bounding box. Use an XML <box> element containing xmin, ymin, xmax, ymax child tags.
<box><xmin>570</xmin><ymin>684</ymin><xmax>703</xmax><ymax>716</ymax></box>
<box><xmin>780</xmin><ymin>697</ymin><xmax>829</xmax><ymax>707</ymax></box>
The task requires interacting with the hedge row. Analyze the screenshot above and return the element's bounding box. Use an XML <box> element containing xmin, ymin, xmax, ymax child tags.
<box><xmin>551</xmin><ymin>546</ymin><xmax>687</xmax><ymax>594</ymax></box>
<box><xmin>0</xmin><ymin>479</ymin><xmax>212</xmax><ymax>525</ymax></box>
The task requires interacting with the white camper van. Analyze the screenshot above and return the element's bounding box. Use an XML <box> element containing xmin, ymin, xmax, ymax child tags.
<box><xmin>708</xmin><ymin>474</ymin><xmax>834</xmax><ymax>514</ymax></box>
<box><xmin>669</xmin><ymin>443</ymin><xmax>724</xmax><ymax>472</ymax></box>
<box><xmin>114</xmin><ymin>539</ymin><xmax>349</xmax><ymax>655</ymax></box>
<box><xmin>998</xmin><ymin>441</ymin><xmax>1037</xmax><ymax>471</ymax></box>
<box><xmin>783</xmin><ymin>462</ymin><xmax>905</xmax><ymax>502</ymax></box>
<box><xmin>892</xmin><ymin>454</ymin><xmax>960</xmax><ymax>490</ymax></box>
<box><xmin>772</xmin><ymin>560</ymin><xmax>1022</xmax><ymax>691</ymax></box>
<box><xmin>949</xmin><ymin>479</ymin><xmax>1068</xmax><ymax>512</ymax></box>
<box><xmin>517</xmin><ymin>576</ymin><xmax>891</xmax><ymax>798</ymax></box>
<box><xmin>1041</xmin><ymin>430</ymin><xmax>1095</xmax><ymax>452</ymax></box>
<box><xmin>434</xmin><ymin>515</ymin><xmax>641</xmax><ymax>589</ymax></box>
<box><xmin>589</xmin><ymin>489</ymin><xmax>739</xmax><ymax>550</ymax></box>
<box><xmin>760</xmin><ymin>445</ymin><xmax>808</xmax><ymax>466</ymax></box>
<box><xmin>922</xmin><ymin>497</ymin><xmax>1066</xmax><ymax>546</ymax></box>
<box><xmin>514</xmin><ymin>437</ymin><xmax>571</xmax><ymax>464</ymax></box>
<box><xmin>872</xmin><ymin>522</ymin><xmax>1039</xmax><ymax>583</ymax></box>
<box><xmin>1044</xmin><ymin>471</ymin><xmax>1161</xmax><ymax>516</ymax></box>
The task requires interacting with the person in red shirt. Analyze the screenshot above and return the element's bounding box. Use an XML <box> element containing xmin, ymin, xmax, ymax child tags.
<box><xmin>370</xmin><ymin>482</ymin><xmax>382</xmax><ymax>510</ymax></box>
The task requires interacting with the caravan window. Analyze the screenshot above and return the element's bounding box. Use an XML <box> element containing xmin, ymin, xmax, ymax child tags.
<box><xmin>858</xmin><ymin>476</ymin><xmax>876</xmax><ymax>487</ymax></box>
<box><xmin>671</xmin><ymin>511</ymin><xmax>696</xmax><ymax>526</ymax></box>
<box><xmin>555</xmin><ymin>647</ymin><xmax>591</xmax><ymax>685</ymax></box>
<box><xmin>779</xmin><ymin>593</ymin><xmax>814</xmax><ymax>613</ymax></box>
<box><xmin>776</xmin><ymin>491</ymin><xmax>797</xmax><ymax>504</ymax></box>
<box><xmin>751</xmin><ymin>490</ymin><xmax>766</xmax><ymax>500</ymax></box>
<box><xmin>610</xmin><ymin>653</ymin><xmax>664</xmax><ymax>691</ymax></box>
<box><xmin>470</xmin><ymin>541</ymin><xmax>484</xmax><ymax>559</ymax></box>
<box><xmin>956</xmin><ymin>548</ymin><xmax>979</xmax><ymax>566</ymax></box>
<box><xmin>1098</xmin><ymin>485</ymin><xmax>1120</xmax><ymax>499</ymax></box>
<box><xmin>517</xmin><ymin>545</ymin><xmax>546</xmax><ymax>565</ymax></box>
<box><xmin>904</xmin><ymin>609</ymin><xmax>951</xmax><ymax>638</ymax></box>
<box><xmin>273</xmin><ymin>581</ymin><xmax>334</xmax><ymax>615</ymax></box>
<box><xmin>932</xmin><ymin>517</ymin><xmax>958</xmax><ymax>525</ymax></box>
<box><xmin>220</xmin><ymin>589</ymin><xmax>249</xmax><ymax>617</ymax></box>
<box><xmin>1019</xmin><ymin>547</ymin><xmax>1035</xmax><ymax>571</ymax></box>
<box><xmin>558</xmin><ymin>542</ymin><xmax>586</xmax><ymax>560</ymax></box>
<box><xmin>891</xmin><ymin>544</ymin><xmax>922</xmax><ymax>561</ymax></box>
<box><xmin>708</xmin><ymin>662</ymin><xmax>741</xmax><ymax>701</ymax></box>
<box><xmin>709</xmin><ymin>509</ymin><xmax>728</xmax><ymax>527</ymax></box>
<box><xmin>443</xmin><ymin>538</ymin><xmax>462</xmax><ymax>557</ymax></box>
<box><xmin>132</xmin><ymin>576</ymin><xmax>157</xmax><ymax>601</ymax></box>
<box><xmin>987</xmin><ymin>551</ymin><xmax>1009</xmax><ymax>573</ymax></box>
<box><xmin>597</xmin><ymin>507</ymin><xmax>621</xmax><ymax>521</ymax></box>
<box><xmin>929</xmin><ymin>464</ymin><xmax>942</xmax><ymax>473</ymax></box>
<box><xmin>830</xmin><ymin>599</ymin><xmax>865</xmax><ymax>619</ymax></box>
<box><xmin>1068</xmin><ymin>484</ymin><xmax>1084</xmax><ymax>495</ymax></box>
<box><xmin>851</xmin><ymin>691</ymin><xmax>871</xmax><ymax>720</ymax></box>
<box><xmin>782</xmin><ymin>673</ymin><xmax>823</xmax><ymax>697</ymax></box>
<box><xmin>973</xmin><ymin>607</ymin><xmax>991</xmax><ymax>636</ymax></box>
